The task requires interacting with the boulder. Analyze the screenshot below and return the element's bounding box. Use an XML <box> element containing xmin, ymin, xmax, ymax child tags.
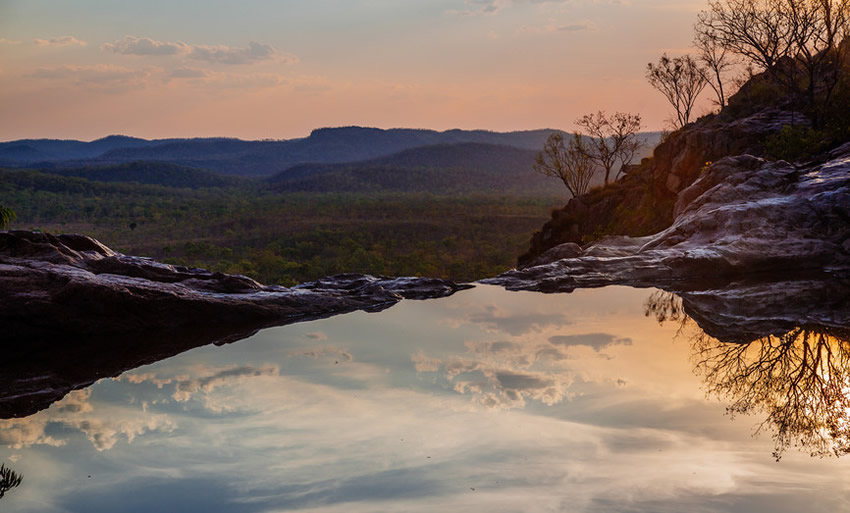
<box><xmin>488</xmin><ymin>143</ymin><xmax>850</xmax><ymax>291</ymax></box>
<box><xmin>0</xmin><ymin>231</ymin><xmax>471</xmax><ymax>418</ymax></box>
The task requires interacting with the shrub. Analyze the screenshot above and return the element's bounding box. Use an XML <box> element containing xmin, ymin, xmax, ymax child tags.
<box><xmin>765</xmin><ymin>125</ymin><xmax>826</xmax><ymax>162</ymax></box>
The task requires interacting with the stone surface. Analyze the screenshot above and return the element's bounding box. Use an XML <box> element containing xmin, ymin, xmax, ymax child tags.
<box><xmin>488</xmin><ymin>144</ymin><xmax>850</xmax><ymax>291</ymax></box>
<box><xmin>518</xmin><ymin>107</ymin><xmax>809</xmax><ymax>266</ymax></box>
<box><xmin>0</xmin><ymin>231</ymin><xmax>471</xmax><ymax>418</ymax></box>
<box><xmin>642</xmin><ymin>277</ymin><xmax>850</xmax><ymax>344</ymax></box>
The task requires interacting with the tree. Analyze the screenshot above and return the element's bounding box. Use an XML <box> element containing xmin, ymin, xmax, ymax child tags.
<box><xmin>0</xmin><ymin>463</ymin><xmax>23</xmax><ymax>500</ymax></box>
<box><xmin>646</xmin><ymin>54</ymin><xmax>708</xmax><ymax>129</ymax></box>
<box><xmin>533</xmin><ymin>132</ymin><xmax>596</xmax><ymax>197</ymax></box>
<box><xmin>0</xmin><ymin>206</ymin><xmax>14</xmax><ymax>230</ymax></box>
<box><xmin>693</xmin><ymin>326</ymin><xmax>850</xmax><ymax>460</ymax></box>
<box><xmin>696</xmin><ymin>0</ymin><xmax>850</xmax><ymax>127</ymax></box>
<box><xmin>575</xmin><ymin>111</ymin><xmax>643</xmax><ymax>185</ymax></box>
<box><xmin>694</xmin><ymin>24</ymin><xmax>736</xmax><ymax>108</ymax></box>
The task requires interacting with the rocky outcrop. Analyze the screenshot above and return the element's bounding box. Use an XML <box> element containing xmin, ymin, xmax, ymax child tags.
<box><xmin>518</xmin><ymin>108</ymin><xmax>807</xmax><ymax>266</ymax></box>
<box><xmin>645</xmin><ymin>278</ymin><xmax>850</xmax><ymax>344</ymax></box>
<box><xmin>0</xmin><ymin>231</ymin><xmax>470</xmax><ymax>418</ymax></box>
<box><xmin>488</xmin><ymin>142</ymin><xmax>850</xmax><ymax>291</ymax></box>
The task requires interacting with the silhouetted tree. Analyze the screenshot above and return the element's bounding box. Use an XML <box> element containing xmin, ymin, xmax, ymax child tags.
<box><xmin>0</xmin><ymin>463</ymin><xmax>23</xmax><ymax>499</ymax></box>
<box><xmin>533</xmin><ymin>132</ymin><xmax>596</xmax><ymax>197</ymax></box>
<box><xmin>693</xmin><ymin>326</ymin><xmax>850</xmax><ymax>459</ymax></box>
<box><xmin>695</xmin><ymin>0</ymin><xmax>850</xmax><ymax>127</ymax></box>
<box><xmin>694</xmin><ymin>24</ymin><xmax>736</xmax><ymax>108</ymax></box>
<box><xmin>575</xmin><ymin>111</ymin><xmax>644</xmax><ymax>185</ymax></box>
<box><xmin>645</xmin><ymin>291</ymin><xmax>850</xmax><ymax>460</ymax></box>
<box><xmin>646</xmin><ymin>54</ymin><xmax>708</xmax><ymax>129</ymax></box>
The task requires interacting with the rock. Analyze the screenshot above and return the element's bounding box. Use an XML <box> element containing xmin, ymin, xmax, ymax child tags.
<box><xmin>519</xmin><ymin>107</ymin><xmax>809</xmax><ymax>266</ymax></box>
<box><xmin>488</xmin><ymin>144</ymin><xmax>850</xmax><ymax>291</ymax></box>
<box><xmin>527</xmin><ymin>243</ymin><xmax>582</xmax><ymax>267</ymax></box>
<box><xmin>675</xmin><ymin>278</ymin><xmax>850</xmax><ymax>344</ymax></box>
<box><xmin>0</xmin><ymin>231</ymin><xmax>472</xmax><ymax>418</ymax></box>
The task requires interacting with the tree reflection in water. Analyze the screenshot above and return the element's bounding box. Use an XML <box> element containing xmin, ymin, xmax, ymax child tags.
<box><xmin>0</xmin><ymin>463</ymin><xmax>23</xmax><ymax>499</ymax></box>
<box><xmin>645</xmin><ymin>290</ymin><xmax>850</xmax><ymax>460</ymax></box>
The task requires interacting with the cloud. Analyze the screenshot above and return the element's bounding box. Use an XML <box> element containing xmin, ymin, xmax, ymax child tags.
<box><xmin>0</xmin><ymin>389</ymin><xmax>175</xmax><ymax>451</ymax></box>
<box><xmin>549</xmin><ymin>333</ymin><xmax>632</xmax><ymax>352</ymax></box>
<box><xmin>558</xmin><ymin>21</ymin><xmax>598</xmax><ymax>31</ymax></box>
<box><xmin>34</xmin><ymin>35</ymin><xmax>87</xmax><ymax>47</ymax></box>
<box><xmin>161</xmin><ymin>69</ymin><xmax>289</xmax><ymax>89</ymax></box>
<box><xmin>447</xmin><ymin>0</ymin><xmax>511</xmax><ymax>15</ymax></box>
<box><xmin>519</xmin><ymin>19</ymin><xmax>599</xmax><ymax>34</ymax></box>
<box><xmin>0</xmin><ymin>38</ymin><xmax>21</xmax><ymax>45</ymax></box>
<box><xmin>172</xmin><ymin>365</ymin><xmax>279</xmax><ymax>402</ymax></box>
<box><xmin>102</xmin><ymin>35</ymin><xmax>188</xmax><ymax>56</ymax></box>
<box><xmin>101</xmin><ymin>36</ymin><xmax>297</xmax><ymax>65</ymax></box>
<box><xmin>290</xmin><ymin>346</ymin><xmax>353</xmax><ymax>362</ymax></box>
<box><xmin>27</xmin><ymin>64</ymin><xmax>153</xmax><ymax>91</ymax></box>
<box><xmin>449</xmin><ymin>0</ymin><xmax>598</xmax><ymax>16</ymax></box>
<box><xmin>167</xmin><ymin>67</ymin><xmax>209</xmax><ymax>79</ymax></box>
<box><xmin>467</xmin><ymin>304</ymin><xmax>570</xmax><ymax>335</ymax></box>
<box><xmin>306</xmin><ymin>331</ymin><xmax>328</xmax><ymax>340</ymax></box>
<box><xmin>189</xmin><ymin>41</ymin><xmax>297</xmax><ymax>65</ymax></box>
<box><xmin>413</xmin><ymin>336</ymin><xmax>576</xmax><ymax>409</ymax></box>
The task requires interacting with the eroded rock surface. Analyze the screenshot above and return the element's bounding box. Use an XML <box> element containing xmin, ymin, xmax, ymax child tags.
<box><xmin>645</xmin><ymin>278</ymin><xmax>850</xmax><ymax>344</ymax></box>
<box><xmin>518</xmin><ymin>108</ymin><xmax>807</xmax><ymax>266</ymax></box>
<box><xmin>488</xmin><ymin>144</ymin><xmax>850</xmax><ymax>292</ymax></box>
<box><xmin>0</xmin><ymin>231</ymin><xmax>471</xmax><ymax>417</ymax></box>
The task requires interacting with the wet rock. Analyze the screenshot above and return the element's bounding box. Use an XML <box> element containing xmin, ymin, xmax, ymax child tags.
<box><xmin>0</xmin><ymin>231</ymin><xmax>471</xmax><ymax>418</ymax></box>
<box><xmin>676</xmin><ymin>278</ymin><xmax>850</xmax><ymax>344</ymax></box>
<box><xmin>519</xmin><ymin>108</ymin><xmax>809</xmax><ymax>266</ymax></box>
<box><xmin>488</xmin><ymin>145</ymin><xmax>850</xmax><ymax>292</ymax></box>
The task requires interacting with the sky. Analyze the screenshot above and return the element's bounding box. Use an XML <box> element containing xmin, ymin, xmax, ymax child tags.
<box><xmin>0</xmin><ymin>0</ymin><xmax>709</xmax><ymax>141</ymax></box>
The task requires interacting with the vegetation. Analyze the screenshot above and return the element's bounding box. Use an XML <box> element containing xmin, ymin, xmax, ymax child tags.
<box><xmin>764</xmin><ymin>124</ymin><xmax>828</xmax><ymax>161</ymax></box>
<box><xmin>533</xmin><ymin>133</ymin><xmax>595</xmax><ymax>197</ymax></box>
<box><xmin>1</xmin><ymin>169</ymin><xmax>559</xmax><ymax>284</ymax></box>
<box><xmin>0</xmin><ymin>205</ymin><xmax>14</xmax><ymax>229</ymax></box>
<box><xmin>696</xmin><ymin>0</ymin><xmax>850</xmax><ymax>128</ymax></box>
<box><xmin>0</xmin><ymin>463</ymin><xmax>23</xmax><ymax>500</ymax></box>
<box><xmin>575</xmin><ymin>111</ymin><xmax>643</xmax><ymax>184</ymax></box>
<box><xmin>646</xmin><ymin>54</ymin><xmax>709</xmax><ymax>129</ymax></box>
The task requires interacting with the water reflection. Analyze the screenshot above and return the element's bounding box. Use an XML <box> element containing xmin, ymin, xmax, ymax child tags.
<box><xmin>695</xmin><ymin>326</ymin><xmax>850</xmax><ymax>460</ymax></box>
<box><xmin>0</xmin><ymin>463</ymin><xmax>23</xmax><ymax>500</ymax></box>
<box><xmin>2</xmin><ymin>284</ymin><xmax>850</xmax><ymax>512</ymax></box>
<box><xmin>646</xmin><ymin>285</ymin><xmax>850</xmax><ymax>459</ymax></box>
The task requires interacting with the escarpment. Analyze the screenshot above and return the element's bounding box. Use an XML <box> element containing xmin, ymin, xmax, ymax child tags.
<box><xmin>518</xmin><ymin>108</ymin><xmax>809</xmax><ymax>267</ymax></box>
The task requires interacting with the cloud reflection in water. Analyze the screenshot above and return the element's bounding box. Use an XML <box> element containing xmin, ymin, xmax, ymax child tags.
<box><xmin>1</xmin><ymin>285</ymin><xmax>849</xmax><ymax>512</ymax></box>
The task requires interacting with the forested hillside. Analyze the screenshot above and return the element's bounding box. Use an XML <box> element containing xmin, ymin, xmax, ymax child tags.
<box><xmin>0</xmin><ymin>168</ymin><xmax>560</xmax><ymax>284</ymax></box>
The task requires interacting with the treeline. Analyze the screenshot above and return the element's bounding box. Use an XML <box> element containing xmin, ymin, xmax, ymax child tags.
<box><xmin>0</xmin><ymin>169</ymin><xmax>560</xmax><ymax>284</ymax></box>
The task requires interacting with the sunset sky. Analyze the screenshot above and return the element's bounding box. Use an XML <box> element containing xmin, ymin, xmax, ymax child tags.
<box><xmin>0</xmin><ymin>0</ymin><xmax>708</xmax><ymax>141</ymax></box>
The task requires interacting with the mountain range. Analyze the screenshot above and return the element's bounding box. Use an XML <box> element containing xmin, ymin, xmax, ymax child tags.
<box><xmin>0</xmin><ymin>127</ymin><xmax>662</xmax><ymax>194</ymax></box>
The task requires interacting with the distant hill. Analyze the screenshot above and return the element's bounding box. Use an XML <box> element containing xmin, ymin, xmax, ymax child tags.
<box><xmin>95</xmin><ymin>127</ymin><xmax>562</xmax><ymax>177</ymax></box>
<box><xmin>0</xmin><ymin>135</ymin><xmax>172</xmax><ymax>163</ymax></box>
<box><xmin>0</xmin><ymin>128</ymin><xmax>560</xmax><ymax>177</ymax></box>
<box><xmin>0</xmin><ymin>127</ymin><xmax>663</xmax><ymax>179</ymax></box>
<box><xmin>42</xmin><ymin>161</ymin><xmax>247</xmax><ymax>189</ymax></box>
<box><xmin>267</xmin><ymin>142</ymin><xmax>560</xmax><ymax>195</ymax></box>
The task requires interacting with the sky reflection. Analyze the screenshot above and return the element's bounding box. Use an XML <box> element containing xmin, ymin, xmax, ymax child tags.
<box><xmin>2</xmin><ymin>285</ymin><xmax>849</xmax><ymax>512</ymax></box>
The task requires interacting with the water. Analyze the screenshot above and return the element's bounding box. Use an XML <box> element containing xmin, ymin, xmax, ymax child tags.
<box><xmin>2</xmin><ymin>285</ymin><xmax>849</xmax><ymax>512</ymax></box>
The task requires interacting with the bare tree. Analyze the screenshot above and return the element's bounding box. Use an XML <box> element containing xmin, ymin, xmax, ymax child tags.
<box><xmin>646</xmin><ymin>54</ymin><xmax>708</xmax><ymax>129</ymax></box>
<box><xmin>0</xmin><ymin>464</ymin><xmax>23</xmax><ymax>500</ymax></box>
<box><xmin>694</xmin><ymin>25</ymin><xmax>736</xmax><ymax>108</ymax></box>
<box><xmin>645</xmin><ymin>291</ymin><xmax>850</xmax><ymax>460</ymax></box>
<box><xmin>696</xmin><ymin>0</ymin><xmax>850</xmax><ymax>127</ymax></box>
<box><xmin>693</xmin><ymin>326</ymin><xmax>850</xmax><ymax>460</ymax></box>
<box><xmin>533</xmin><ymin>132</ymin><xmax>596</xmax><ymax>197</ymax></box>
<box><xmin>575</xmin><ymin>111</ymin><xmax>643</xmax><ymax>185</ymax></box>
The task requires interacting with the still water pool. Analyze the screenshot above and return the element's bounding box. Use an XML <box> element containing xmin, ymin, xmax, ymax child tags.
<box><xmin>2</xmin><ymin>285</ymin><xmax>848</xmax><ymax>512</ymax></box>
